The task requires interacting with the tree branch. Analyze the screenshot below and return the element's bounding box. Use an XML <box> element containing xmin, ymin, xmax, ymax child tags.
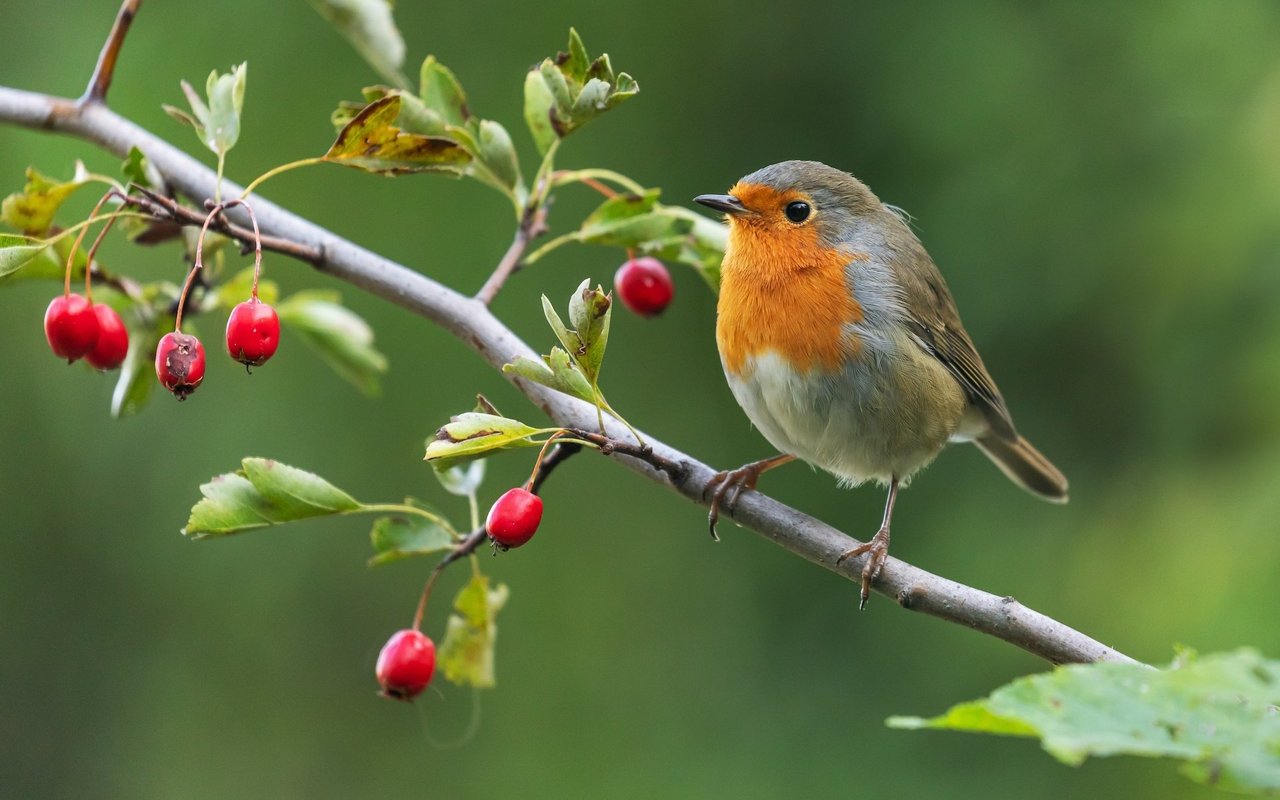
<box><xmin>0</xmin><ymin>84</ymin><xmax>1137</xmax><ymax>667</ymax></box>
<box><xmin>475</xmin><ymin>203</ymin><xmax>549</xmax><ymax>305</ymax></box>
<box><xmin>80</xmin><ymin>0</ymin><xmax>143</xmax><ymax>106</ymax></box>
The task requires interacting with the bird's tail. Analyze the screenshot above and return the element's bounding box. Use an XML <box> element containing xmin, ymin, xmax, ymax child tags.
<box><xmin>974</xmin><ymin>434</ymin><xmax>1068</xmax><ymax>503</ymax></box>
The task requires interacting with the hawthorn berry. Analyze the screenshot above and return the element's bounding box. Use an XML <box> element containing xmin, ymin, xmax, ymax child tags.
<box><xmin>376</xmin><ymin>629</ymin><xmax>436</xmax><ymax>701</ymax></box>
<box><xmin>614</xmin><ymin>256</ymin><xmax>674</xmax><ymax>317</ymax></box>
<box><xmin>86</xmin><ymin>305</ymin><xmax>129</xmax><ymax>371</ymax></box>
<box><xmin>155</xmin><ymin>332</ymin><xmax>206</xmax><ymax>400</ymax></box>
<box><xmin>225</xmin><ymin>299</ymin><xmax>280</xmax><ymax>368</ymax></box>
<box><xmin>44</xmin><ymin>294</ymin><xmax>100</xmax><ymax>362</ymax></box>
<box><xmin>486</xmin><ymin>487</ymin><xmax>543</xmax><ymax>549</ymax></box>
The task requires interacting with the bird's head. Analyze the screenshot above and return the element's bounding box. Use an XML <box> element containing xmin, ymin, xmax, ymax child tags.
<box><xmin>694</xmin><ymin>161</ymin><xmax>882</xmax><ymax>262</ymax></box>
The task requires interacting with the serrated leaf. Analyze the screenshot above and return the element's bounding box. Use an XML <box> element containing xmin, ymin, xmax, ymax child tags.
<box><xmin>277</xmin><ymin>289</ymin><xmax>387</xmax><ymax>396</ymax></box>
<box><xmin>368</xmin><ymin>515</ymin><xmax>455</xmax><ymax>566</ymax></box>
<box><xmin>0</xmin><ymin>234</ymin><xmax>50</xmax><ymax>278</ymax></box>
<box><xmin>1</xmin><ymin>163</ymin><xmax>92</xmax><ymax>235</ymax></box>
<box><xmin>183</xmin><ymin>457</ymin><xmax>362</xmax><ymax>537</ymax></box>
<box><xmin>434</xmin><ymin>459</ymin><xmax>487</xmax><ymax>498</ymax></box>
<box><xmin>888</xmin><ymin>649</ymin><xmax>1280</xmax><ymax>795</ymax></box>
<box><xmin>522</xmin><ymin>28</ymin><xmax>639</xmax><ymax>154</ymax></box>
<box><xmin>419</xmin><ymin>56</ymin><xmax>469</xmax><ymax>127</ymax></box>
<box><xmin>424</xmin><ymin>412</ymin><xmax>551</xmax><ymax>471</ymax></box>
<box><xmin>502</xmin><ymin>351</ymin><xmax>595</xmax><ymax>404</ymax></box>
<box><xmin>241</xmin><ymin>458</ymin><xmax>360</xmax><ymax>517</ymax></box>
<box><xmin>438</xmin><ymin>573</ymin><xmax>508</xmax><ymax>689</ymax></box>
<box><xmin>309</xmin><ymin>0</ymin><xmax>408</xmax><ymax>89</ymax></box>
<box><xmin>323</xmin><ymin>95</ymin><xmax>471</xmax><ymax>176</ymax></box>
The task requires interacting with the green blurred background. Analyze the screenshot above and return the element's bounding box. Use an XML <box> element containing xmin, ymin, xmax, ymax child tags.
<box><xmin>3</xmin><ymin>1</ymin><xmax>1279</xmax><ymax>797</ymax></box>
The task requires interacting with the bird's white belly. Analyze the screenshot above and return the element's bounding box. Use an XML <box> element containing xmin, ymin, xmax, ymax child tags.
<box><xmin>723</xmin><ymin>348</ymin><xmax>961</xmax><ymax>486</ymax></box>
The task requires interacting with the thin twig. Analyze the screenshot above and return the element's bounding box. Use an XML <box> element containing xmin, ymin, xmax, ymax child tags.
<box><xmin>0</xmin><ymin>85</ymin><xmax>1138</xmax><ymax>667</ymax></box>
<box><xmin>79</xmin><ymin>0</ymin><xmax>142</xmax><ymax>106</ymax></box>
<box><xmin>475</xmin><ymin>203</ymin><xmax>549</xmax><ymax>305</ymax></box>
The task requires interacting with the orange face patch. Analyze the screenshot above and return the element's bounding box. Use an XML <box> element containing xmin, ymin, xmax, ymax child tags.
<box><xmin>716</xmin><ymin>183</ymin><xmax>865</xmax><ymax>375</ymax></box>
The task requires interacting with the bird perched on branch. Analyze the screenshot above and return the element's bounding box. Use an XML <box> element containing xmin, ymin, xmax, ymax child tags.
<box><xmin>694</xmin><ymin>161</ymin><xmax>1067</xmax><ymax>608</ymax></box>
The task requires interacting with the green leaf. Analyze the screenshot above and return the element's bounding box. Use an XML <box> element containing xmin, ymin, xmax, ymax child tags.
<box><xmin>438</xmin><ymin>572</ymin><xmax>509</xmax><ymax>689</ymax></box>
<box><xmin>475</xmin><ymin>119</ymin><xmax>523</xmax><ymax>195</ymax></box>
<box><xmin>165</xmin><ymin>64</ymin><xmax>247</xmax><ymax>157</ymax></box>
<box><xmin>424</xmin><ymin>412</ymin><xmax>552</xmax><ymax>471</ymax></box>
<box><xmin>110</xmin><ymin>313</ymin><xmax>166</xmax><ymax>419</ymax></box>
<box><xmin>184</xmin><ymin>457</ymin><xmax>361</xmax><ymax>537</ymax></box>
<box><xmin>419</xmin><ymin>56</ymin><xmax>470</xmax><ymax>127</ymax></box>
<box><xmin>308</xmin><ymin>0</ymin><xmax>408</xmax><ymax>89</ymax></box>
<box><xmin>1</xmin><ymin>163</ymin><xmax>93</xmax><ymax>235</ymax></box>
<box><xmin>522</xmin><ymin>28</ymin><xmax>639</xmax><ymax>154</ymax></box>
<box><xmin>567</xmin><ymin>279</ymin><xmax>611</xmax><ymax>381</ymax></box>
<box><xmin>277</xmin><ymin>289</ymin><xmax>387</xmax><ymax>396</ymax></box>
<box><xmin>433</xmin><ymin>459</ymin><xmax>487</xmax><ymax>498</ymax></box>
<box><xmin>502</xmin><ymin>350</ymin><xmax>596</xmax><ymax>404</ymax></box>
<box><xmin>888</xmin><ymin>649</ymin><xmax>1280</xmax><ymax>795</ymax></box>
<box><xmin>523</xmin><ymin>190</ymin><xmax>696</xmax><ymax>268</ymax></box>
<box><xmin>0</xmin><ymin>234</ymin><xmax>50</xmax><ymax>278</ymax></box>
<box><xmin>323</xmin><ymin>95</ymin><xmax>471</xmax><ymax>176</ymax></box>
<box><xmin>540</xmin><ymin>294</ymin><xmax>577</xmax><ymax>354</ymax></box>
<box><xmin>121</xmin><ymin>147</ymin><xmax>157</xmax><ymax>189</ymax></box>
<box><xmin>368</xmin><ymin>514</ymin><xmax>455</xmax><ymax>566</ymax></box>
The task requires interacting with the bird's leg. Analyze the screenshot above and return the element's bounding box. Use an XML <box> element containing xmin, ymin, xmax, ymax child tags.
<box><xmin>703</xmin><ymin>454</ymin><xmax>797</xmax><ymax>540</ymax></box>
<box><xmin>836</xmin><ymin>477</ymin><xmax>900</xmax><ymax>610</ymax></box>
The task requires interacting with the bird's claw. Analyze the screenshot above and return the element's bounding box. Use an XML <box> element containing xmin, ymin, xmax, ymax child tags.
<box><xmin>703</xmin><ymin>465</ymin><xmax>762</xmax><ymax>541</ymax></box>
<box><xmin>836</xmin><ymin>526</ymin><xmax>891</xmax><ymax>610</ymax></box>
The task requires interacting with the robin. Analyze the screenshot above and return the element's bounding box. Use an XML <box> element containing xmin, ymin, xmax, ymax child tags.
<box><xmin>694</xmin><ymin>161</ymin><xmax>1068</xmax><ymax>608</ymax></box>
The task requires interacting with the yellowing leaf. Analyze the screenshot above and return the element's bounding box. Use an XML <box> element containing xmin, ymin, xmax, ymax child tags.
<box><xmin>1</xmin><ymin>163</ymin><xmax>92</xmax><ymax>235</ymax></box>
<box><xmin>438</xmin><ymin>573</ymin><xmax>509</xmax><ymax>688</ymax></box>
<box><xmin>323</xmin><ymin>95</ymin><xmax>471</xmax><ymax>176</ymax></box>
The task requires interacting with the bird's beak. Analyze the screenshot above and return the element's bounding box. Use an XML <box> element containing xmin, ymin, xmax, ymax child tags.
<box><xmin>694</xmin><ymin>194</ymin><xmax>748</xmax><ymax>216</ymax></box>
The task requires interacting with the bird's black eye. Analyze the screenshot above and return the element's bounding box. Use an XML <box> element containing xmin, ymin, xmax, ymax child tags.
<box><xmin>785</xmin><ymin>201</ymin><xmax>811</xmax><ymax>223</ymax></box>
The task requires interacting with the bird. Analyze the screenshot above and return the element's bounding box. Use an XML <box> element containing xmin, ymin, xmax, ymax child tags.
<box><xmin>693</xmin><ymin>160</ymin><xmax>1067</xmax><ymax>608</ymax></box>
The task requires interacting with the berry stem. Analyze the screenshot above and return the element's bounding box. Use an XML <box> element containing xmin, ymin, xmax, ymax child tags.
<box><xmin>525</xmin><ymin>431</ymin><xmax>568</xmax><ymax>491</ymax></box>
<box><xmin>64</xmin><ymin>189</ymin><xmax>124</xmax><ymax>299</ymax></box>
<box><xmin>238</xmin><ymin>157</ymin><xmax>326</xmax><ymax>201</ymax></box>
<box><xmin>81</xmin><ymin>209</ymin><xmax>127</xmax><ymax>302</ymax></box>
<box><xmin>175</xmin><ymin>202</ymin><xmax>225</xmax><ymax>331</ymax></box>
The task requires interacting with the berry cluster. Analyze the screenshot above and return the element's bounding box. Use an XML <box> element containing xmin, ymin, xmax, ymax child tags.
<box><xmin>44</xmin><ymin>195</ymin><xmax>281</xmax><ymax>400</ymax></box>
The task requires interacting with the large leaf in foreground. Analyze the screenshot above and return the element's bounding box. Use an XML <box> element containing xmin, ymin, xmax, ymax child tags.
<box><xmin>889</xmin><ymin>649</ymin><xmax>1280</xmax><ymax>795</ymax></box>
<box><xmin>184</xmin><ymin>457</ymin><xmax>361</xmax><ymax>537</ymax></box>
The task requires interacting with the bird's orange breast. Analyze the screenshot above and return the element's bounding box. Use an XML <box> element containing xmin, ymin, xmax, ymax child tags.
<box><xmin>716</xmin><ymin>209</ymin><xmax>865</xmax><ymax>377</ymax></box>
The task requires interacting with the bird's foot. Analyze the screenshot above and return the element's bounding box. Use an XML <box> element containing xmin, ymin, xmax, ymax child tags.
<box><xmin>836</xmin><ymin>526</ymin><xmax>891</xmax><ymax>610</ymax></box>
<box><xmin>702</xmin><ymin>462</ymin><xmax>765</xmax><ymax>540</ymax></box>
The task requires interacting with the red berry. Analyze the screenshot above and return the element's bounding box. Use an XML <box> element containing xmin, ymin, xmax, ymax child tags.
<box><xmin>376</xmin><ymin>629</ymin><xmax>436</xmax><ymax>701</ymax></box>
<box><xmin>44</xmin><ymin>294</ymin><xmax>100</xmax><ymax>362</ymax></box>
<box><xmin>86</xmin><ymin>305</ymin><xmax>129</xmax><ymax>371</ymax></box>
<box><xmin>225</xmin><ymin>299</ymin><xmax>280</xmax><ymax>368</ymax></box>
<box><xmin>155</xmin><ymin>332</ymin><xmax>206</xmax><ymax>400</ymax></box>
<box><xmin>486</xmin><ymin>487</ymin><xmax>543</xmax><ymax>549</ymax></box>
<box><xmin>614</xmin><ymin>257</ymin><xmax>674</xmax><ymax>317</ymax></box>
